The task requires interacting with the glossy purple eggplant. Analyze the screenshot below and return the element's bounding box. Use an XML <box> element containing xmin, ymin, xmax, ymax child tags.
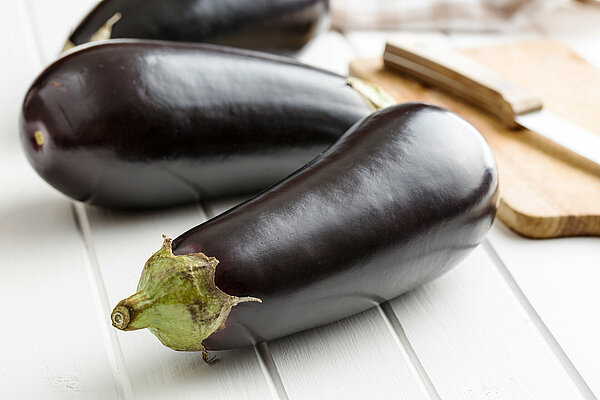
<box><xmin>111</xmin><ymin>103</ymin><xmax>499</xmax><ymax>357</ymax></box>
<box><xmin>20</xmin><ymin>40</ymin><xmax>373</xmax><ymax>209</ymax></box>
<box><xmin>64</xmin><ymin>0</ymin><xmax>328</xmax><ymax>53</ymax></box>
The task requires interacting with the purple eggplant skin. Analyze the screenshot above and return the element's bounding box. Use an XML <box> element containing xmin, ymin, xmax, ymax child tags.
<box><xmin>20</xmin><ymin>40</ymin><xmax>372</xmax><ymax>209</ymax></box>
<box><xmin>172</xmin><ymin>103</ymin><xmax>499</xmax><ymax>350</ymax></box>
<box><xmin>67</xmin><ymin>0</ymin><xmax>328</xmax><ymax>52</ymax></box>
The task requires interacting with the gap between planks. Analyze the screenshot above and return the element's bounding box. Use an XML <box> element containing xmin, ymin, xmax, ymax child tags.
<box><xmin>378</xmin><ymin>303</ymin><xmax>442</xmax><ymax>400</ymax></box>
<box><xmin>19</xmin><ymin>0</ymin><xmax>134</xmax><ymax>397</ymax></box>
<box><xmin>482</xmin><ymin>239</ymin><xmax>598</xmax><ymax>400</ymax></box>
<box><xmin>72</xmin><ymin>203</ymin><xmax>134</xmax><ymax>399</ymax></box>
<box><xmin>254</xmin><ymin>343</ymin><xmax>290</xmax><ymax>400</ymax></box>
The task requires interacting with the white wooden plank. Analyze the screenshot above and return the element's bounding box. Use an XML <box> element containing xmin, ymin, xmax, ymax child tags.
<box><xmin>389</xmin><ymin>246</ymin><xmax>586</xmax><ymax>399</ymax></box>
<box><xmin>0</xmin><ymin>0</ymin><xmax>40</xmax><ymax>151</ymax></box>
<box><xmin>487</xmin><ymin>223</ymin><xmax>600</xmax><ymax>397</ymax></box>
<box><xmin>296</xmin><ymin>30</ymin><xmax>356</xmax><ymax>75</ymax></box>
<box><xmin>25</xmin><ymin>0</ymin><xmax>97</xmax><ymax>61</ymax></box>
<box><xmin>0</xmin><ymin>155</ymin><xmax>121</xmax><ymax>399</ymax></box>
<box><xmin>204</xmin><ymin>203</ymin><xmax>432</xmax><ymax>399</ymax></box>
<box><xmin>268</xmin><ymin>308</ymin><xmax>432</xmax><ymax>400</ymax></box>
<box><xmin>343</xmin><ymin>30</ymin><xmax>395</xmax><ymax>59</ymax></box>
<box><xmin>83</xmin><ymin>205</ymin><xmax>277</xmax><ymax>400</ymax></box>
<box><xmin>344</xmin><ymin>31</ymin><xmax>447</xmax><ymax>59</ymax></box>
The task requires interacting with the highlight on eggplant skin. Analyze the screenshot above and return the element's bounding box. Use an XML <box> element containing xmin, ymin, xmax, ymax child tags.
<box><xmin>65</xmin><ymin>0</ymin><xmax>329</xmax><ymax>52</ymax></box>
<box><xmin>111</xmin><ymin>103</ymin><xmax>499</xmax><ymax>353</ymax></box>
<box><xmin>19</xmin><ymin>40</ymin><xmax>373</xmax><ymax>209</ymax></box>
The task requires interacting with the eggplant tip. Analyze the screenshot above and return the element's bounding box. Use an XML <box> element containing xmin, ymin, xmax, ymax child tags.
<box><xmin>34</xmin><ymin>130</ymin><xmax>45</xmax><ymax>146</ymax></box>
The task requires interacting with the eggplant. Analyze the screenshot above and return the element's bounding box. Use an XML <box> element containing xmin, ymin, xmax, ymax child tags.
<box><xmin>110</xmin><ymin>103</ymin><xmax>499</xmax><ymax>361</ymax></box>
<box><xmin>63</xmin><ymin>0</ymin><xmax>328</xmax><ymax>53</ymax></box>
<box><xmin>20</xmin><ymin>40</ymin><xmax>380</xmax><ymax>209</ymax></box>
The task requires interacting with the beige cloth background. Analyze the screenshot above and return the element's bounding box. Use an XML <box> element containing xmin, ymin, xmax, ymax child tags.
<box><xmin>330</xmin><ymin>0</ymin><xmax>570</xmax><ymax>31</ymax></box>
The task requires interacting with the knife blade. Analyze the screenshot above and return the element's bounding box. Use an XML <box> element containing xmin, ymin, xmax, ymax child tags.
<box><xmin>383</xmin><ymin>33</ymin><xmax>600</xmax><ymax>168</ymax></box>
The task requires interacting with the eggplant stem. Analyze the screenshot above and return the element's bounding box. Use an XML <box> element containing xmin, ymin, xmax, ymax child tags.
<box><xmin>90</xmin><ymin>12</ymin><xmax>122</xmax><ymax>43</ymax></box>
<box><xmin>347</xmin><ymin>77</ymin><xmax>397</xmax><ymax>110</ymax></box>
<box><xmin>62</xmin><ymin>12</ymin><xmax>122</xmax><ymax>54</ymax></box>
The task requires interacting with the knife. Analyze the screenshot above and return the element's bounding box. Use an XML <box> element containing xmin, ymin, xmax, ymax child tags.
<box><xmin>383</xmin><ymin>33</ymin><xmax>600</xmax><ymax>168</ymax></box>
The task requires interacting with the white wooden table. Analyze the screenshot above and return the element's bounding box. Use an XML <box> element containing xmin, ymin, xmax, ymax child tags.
<box><xmin>2</xmin><ymin>1</ymin><xmax>599</xmax><ymax>399</ymax></box>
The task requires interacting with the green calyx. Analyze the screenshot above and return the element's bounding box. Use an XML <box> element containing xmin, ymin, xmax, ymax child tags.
<box><xmin>61</xmin><ymin>12</ymin><xmax>122</xmax><ymax>54</ymax></box>
<box><xmin>346</xmin><ymin>77</ymin><xmax>397</xmax><ymax>111</ymax></box>
<box><xmin>111</xmin><ymin>236</ymin><xmax>261</xmax><ymax>355</ymax></box>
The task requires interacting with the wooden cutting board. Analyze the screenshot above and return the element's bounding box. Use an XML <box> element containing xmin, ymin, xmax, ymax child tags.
<box><xmin>350</xmin><ymin>39</ymin><xmax>600</xmax><ymax>239</ymax></box>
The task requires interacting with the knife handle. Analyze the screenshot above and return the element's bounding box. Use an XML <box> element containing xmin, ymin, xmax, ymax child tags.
<box><xmin>384</xmin><ymin>33</ymin><xmax>542</xmax><ymax>128</ymax></box>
